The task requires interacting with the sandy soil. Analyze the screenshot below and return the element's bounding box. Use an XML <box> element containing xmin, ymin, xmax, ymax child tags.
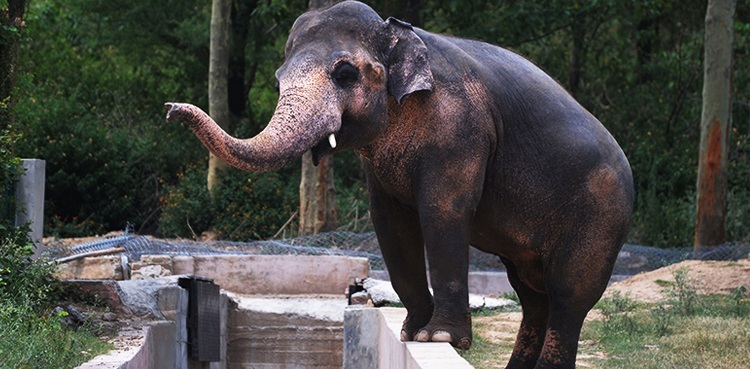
<box><xmin>605</xmin><ymin>259</ymin><xmax>750</xmax><ymax>302</ymax></box>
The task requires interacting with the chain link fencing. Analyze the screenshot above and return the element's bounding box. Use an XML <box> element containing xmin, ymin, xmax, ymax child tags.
<box><xmin>52</xmin><ymin>230</ymin><xmax>749</xmax><ymax>276</ymax></box>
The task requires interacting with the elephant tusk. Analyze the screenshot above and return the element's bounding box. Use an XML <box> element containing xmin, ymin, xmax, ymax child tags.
<box><xmin>328</xmin><ymin>134</ymin><xmax>337</xmax><ymax>149</ymax></box>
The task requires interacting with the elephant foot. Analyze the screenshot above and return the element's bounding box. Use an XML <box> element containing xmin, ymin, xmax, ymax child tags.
<box><xmin>399</xmin><ymin>307</ymin><xmax>433</xmax><ymax>343</ymax></box>
<box><xmin>410</xmin><ymin>313</ymin><xmax>472</xmax><ymax>350</ymax></box>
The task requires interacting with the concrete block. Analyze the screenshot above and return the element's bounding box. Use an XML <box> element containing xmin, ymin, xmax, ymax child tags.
<box><xmin>344</xmin><ymin>307</ymin><xmax>474</xmax><ymax>369</ymax></box>
<box><xmin>172</xmin><ymin>255</ymin><xmax>369</xmax><ymax>295</ymax></box>
<box><xmin>55</xmin><ymin>256</ymin><xmax>123</xmax><ymax>280</ymax></box>
<box><xmin>141</xmin><ymin>254</ymin><xmax>173</xmax><ymax>265</ymax></box>
<box><xmin>172</xmin><ymin>255</ymin><xmax>195</xmax><ymax>275</ymax></box>
<box><xmin>343</xmin><ymin>307</ymin><xmax>380</xmax><ymax>368</ymax></box>
<box><xmin>157</xmin><ymin>285</ymin><xmax>186</xmax><ymax>321</ymax></box>
<box><xmin>118</xmin><ymin>277</ymin><xmax>184</xmax><ymax>319</ymax></box>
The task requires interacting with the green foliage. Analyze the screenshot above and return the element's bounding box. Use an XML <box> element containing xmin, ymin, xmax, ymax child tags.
<box><xmin>666</xmin><ymin>267</ymin><xmax>700</xmax><ymax>315</ymax></box>
<box><xmin>0</xmin><ymin>300</ymin><xmax>111</xmax><ymax>369</ymax></box>
<box><xmin>14</xmin><ymin>0</ymin><xmax>210</xmax><ymax>235</ymax></box>
<box><xmin>597</xmin><ymin>291</ymin><xmax>641</xmax><ymax>336</ymax></box>
<box><xmin>10</xmin><ymin>0</ymin><xmax>750</xmax><ymax>247</ymax></box>
<box><xmin>0</xmin><ymin>129</ymin><xmax>22</xmax><ymax>223</ymax></box>
<box><xmin>0</xmin><ymin>223</ymin><xmax>59</xmax><ymax>308</ymax></box>
<box><xmin>159</xmin><ymin>165</ymin><xmax>298</xmax><ymax>241</ymax></box>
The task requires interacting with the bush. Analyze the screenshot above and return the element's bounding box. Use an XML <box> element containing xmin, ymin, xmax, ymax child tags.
<box><xmin>0</xmin><ymin>224</ymin><xmax>59</xmax><ymax>308</ymax></box>
<box><xmin>0</xmin><ymin>300</ymin><xmax>111</xmax><ymax>369</ymax></box>
<box><xmin>159</xmin><ymin>164</ymin><xmax>298</xmax><ymax>241</ymax></box>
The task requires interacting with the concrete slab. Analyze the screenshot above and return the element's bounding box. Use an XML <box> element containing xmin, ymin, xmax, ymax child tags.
<box><xmin>172</xmin><ymin>254</ymin><xmax>369</xmax><ymax>295</ymax></box>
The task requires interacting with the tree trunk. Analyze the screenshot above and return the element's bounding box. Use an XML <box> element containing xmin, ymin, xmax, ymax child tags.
<box><xmin>568</xmin><ymin>20</ymin><xmax>585</xmax><ymax>97</ymax></box>
<box><xmin>298</xmin><ymin>0</ymin><xmax>342</xmax><ymax>235</ymax></box>
<box><xmin>694</xmin><ymin>0</ymin><xmax>735</xmax><ymax>253</ymax></box>
<box><xmin>0</xmin><ymin>0</ymin><xmax>27</xmax><ymax>132</ymax></box>
<box><xmin>207</xmin><ymin>0</ymin><xmax>233</xmax><ymax>193</ymax></box>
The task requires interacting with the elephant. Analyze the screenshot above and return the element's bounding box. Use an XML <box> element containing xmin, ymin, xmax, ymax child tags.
<box><xmin>165</xmin><ymin>1</ymin><xmax>634</xmax><ymax>368</ymax></box>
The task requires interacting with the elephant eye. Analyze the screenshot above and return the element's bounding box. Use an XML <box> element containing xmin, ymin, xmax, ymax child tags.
<box><xmin>333</xmin><ymin>62</ymin><xmax>359</xmax><ymax>88</ymax></box>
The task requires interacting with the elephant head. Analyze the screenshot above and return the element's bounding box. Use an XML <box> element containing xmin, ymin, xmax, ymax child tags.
<box><xmin>166</xmin><ymin>1</ymin><xmax>434</xmax><ymax>172</ymax></box>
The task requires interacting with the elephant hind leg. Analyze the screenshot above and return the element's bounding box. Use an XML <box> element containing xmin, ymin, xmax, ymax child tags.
<box><xmin>502</xmin><ymin>257</ymin><xmax>548</xmax><ymax>369</ymax></box>
<box><xmin>535</xmin><ymin>236</ymin><xmax>621</xmax><ymax>369</ymax></box>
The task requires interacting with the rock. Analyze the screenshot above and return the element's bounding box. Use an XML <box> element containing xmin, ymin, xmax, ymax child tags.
<box><xmin>53</xmin><ymin>306</ymin><xmax>80</xmax><ymax>328</ymax></box>
<box><xmin>361</xmin><ymin>278</ymin><xmax>517</xmax><ymax>310</ymax></box>
<box><xmin>102</xmin><ymin>312</ymin><xmax>118</xmax><ymax>322</ymax></box>
<box><xmin>66</xmin><ymin>304</ymin><xmax>86</xmax><ymax>323</ymax></box>
<box><xmin>130</xmin><ymin>264</ymin><xmax>171</xmax><ymax>280</ymax></box>
<box><xmin>362</xmin><ymin>278</ymin><xmax>400</xmax><ymax>306</ymax></box>
<box><xmin>349</xmin><ymin>291</ymin><xmax>371</xmax><ymax>305</ymax></box>
<box><xmin>468</xmin><ymin>294</ymin><xmax>517</xmax><ymax>310</ymax></box>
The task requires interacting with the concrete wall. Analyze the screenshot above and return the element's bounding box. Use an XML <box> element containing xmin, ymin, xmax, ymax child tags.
<box><xmin>227</xmin><ymin>295</ymin><xmax>346</xmax><ymax>368</ymax></box>
<box><xmin>344</xmin><ymin>307</ymin><xmax>474</xmax><ymax>369</ymax></box>
<box><xmin>77</xmin><ymin>321</ymin><xmax>178</xmax><ymax>369</ymax></box>
<box><xmin>171</xmin><ymin>254</ymin><xmax>369</xmax><ymax>295</ymax></box>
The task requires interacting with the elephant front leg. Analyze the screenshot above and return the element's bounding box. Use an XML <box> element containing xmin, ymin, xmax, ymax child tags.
<box><xmin>413</xmin><ymin>204</ymin><xmax>474</xmax><ymax>350</ymax></box>
<box><xmin>367</xmin><ymin>185</ymin><xmax>434</xmax><ymax>341</ymax></box>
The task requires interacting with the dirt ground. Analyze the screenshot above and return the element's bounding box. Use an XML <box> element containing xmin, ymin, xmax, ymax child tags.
<box><xmin>604</xmin><ymin>259</ymin><xmax>750</xmax><ymax>302</ymax></box>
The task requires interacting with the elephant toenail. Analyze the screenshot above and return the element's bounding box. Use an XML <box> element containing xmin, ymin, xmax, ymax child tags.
<box><xmin>431</xmin><ymin>330</ymin><xmax>452</xmax><ymax>342</ymax></box>
<box><xmin>400</xmin><ymin>330</ymin><xmax>409</xmax><ymax>342</ymax></box>
<box><xmin>457</xmin><ymin>337</ymin><xmax>472</xmax><ymax>350</ymax></box>
<box><xmin>415</xmin><ymin>330</ymin><xmax>430</xmax><ymax>342</ymax></box>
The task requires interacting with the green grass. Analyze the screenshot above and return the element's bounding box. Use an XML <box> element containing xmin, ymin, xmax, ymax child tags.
<box><xmin>0</xmin><ymin>301</ymin><xmax>112</xmax><ymax>369</ymax></box>
<box><xmin>460</xmin><ymin>268</ymin><xmax>750</xmax><ymax>369</ymax></box>
<box><xmin>583</xmin><ymin>300</ymin><xmax>750</xmax><ymax>369</ymax></box>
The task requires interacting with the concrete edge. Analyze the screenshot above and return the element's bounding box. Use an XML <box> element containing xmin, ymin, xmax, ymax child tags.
<box><xmin>77</xmin><ymin>321</ymin><xmax>177</xmax><ymax>369</ymax></box>
<box><xmin>344</xmin><ymin>306</ymin><xmax>473</xmax><ymax>369</ymax></box>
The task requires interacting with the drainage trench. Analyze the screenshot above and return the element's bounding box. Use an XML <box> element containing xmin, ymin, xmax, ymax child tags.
<box><xmin>57</xmin><ymin>233</ymin><xmax>506</xmax><ymax>368</ymax></box>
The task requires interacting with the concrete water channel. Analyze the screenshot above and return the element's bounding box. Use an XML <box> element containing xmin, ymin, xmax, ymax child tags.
<box><xmin>64</xmin><ymin>253</ymin><xmax>488</xmax><ymax>368</ymax></box>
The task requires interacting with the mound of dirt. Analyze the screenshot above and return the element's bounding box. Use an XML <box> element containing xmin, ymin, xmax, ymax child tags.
<box><xmin>605</xmin><ymin>259</ymin><xmax>750</xmax><ymax>303</ymax></box>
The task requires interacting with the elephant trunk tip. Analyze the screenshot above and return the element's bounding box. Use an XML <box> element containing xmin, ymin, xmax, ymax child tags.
<box><xmin>164</xmin><ymin>102</ymin><xmax>194</xmax><ymax>122</ymax></box>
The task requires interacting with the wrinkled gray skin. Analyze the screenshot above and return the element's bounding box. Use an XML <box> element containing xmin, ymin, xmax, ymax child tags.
<box><xmin>166</xmin><ymin>2</ymin><xmax>634</xmax><ymax>368</ymax></box>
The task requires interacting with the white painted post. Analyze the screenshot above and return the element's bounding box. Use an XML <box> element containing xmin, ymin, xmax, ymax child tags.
<box><xmin>14</xmin><ymin>159</ymin><xmax>45</xmax><ymax>258</ymax></box>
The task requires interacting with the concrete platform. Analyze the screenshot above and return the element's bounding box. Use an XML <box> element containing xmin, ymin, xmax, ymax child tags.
<box><xmin>344</xmin><ymin>306</ymin><xmax>473</xmax><ymax>369</ymax></box>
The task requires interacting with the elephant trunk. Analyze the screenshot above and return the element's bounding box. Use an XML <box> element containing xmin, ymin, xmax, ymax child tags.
<box><xmin>166</xmin><ymin>95</ymin><xmax>339</xmax><ymax>172</ymax></box>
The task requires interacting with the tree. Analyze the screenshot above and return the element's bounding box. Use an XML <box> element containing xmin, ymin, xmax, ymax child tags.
<box><xmin>694</xmin><ymin>0</ymin><xmax>736</xmax><ymax>251</ymax></box>
<box><xmin>207</xmin><ymin>0</ymin><xmax>233</xmax><ymax>193</ymax></box>
<box><xmin>298</xmin><ymin>0</ymin><xmax>341</xmax><ymax>235</ymax></box>
<box><xmin>1</xmin><ymin>0</ymin><xmax>27</xmax><ymax>131</ymax></box>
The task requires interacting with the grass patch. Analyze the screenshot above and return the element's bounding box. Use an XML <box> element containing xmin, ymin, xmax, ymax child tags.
<box><xmin>461</xmin><ymin>268</ymin><xmax>750</xmax><ymax>369</ymax></box>
<box><xmin>0</xmin><ymin>302</ymin><xmax>112</xmax><ymax>369</ymax></box>
<box><xmin>1</xmin><ymin>226</ymin><xmax>113</xmax><ymax>369</ymax></box>
<box><xmin>458</xmin><ymin>310</ymin><xmax>515</xmax><ymax>369</ymax></box>
<box><xmin>582</xmin><ymin>268</ymin><xmax>750</xmax><ymax>369</ymax></box>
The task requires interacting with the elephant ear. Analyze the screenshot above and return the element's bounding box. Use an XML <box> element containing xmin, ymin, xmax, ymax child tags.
<box><xmin>385</xmin><ymin>17</ymin><xmax>434</xmax><ymax>103</ymax></box>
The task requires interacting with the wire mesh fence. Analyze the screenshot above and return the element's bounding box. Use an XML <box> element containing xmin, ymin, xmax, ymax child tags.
<box><xmin>54</xmin><ymin>230</ymin><xmax>749</xmax><ymax>276</ymax></box>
